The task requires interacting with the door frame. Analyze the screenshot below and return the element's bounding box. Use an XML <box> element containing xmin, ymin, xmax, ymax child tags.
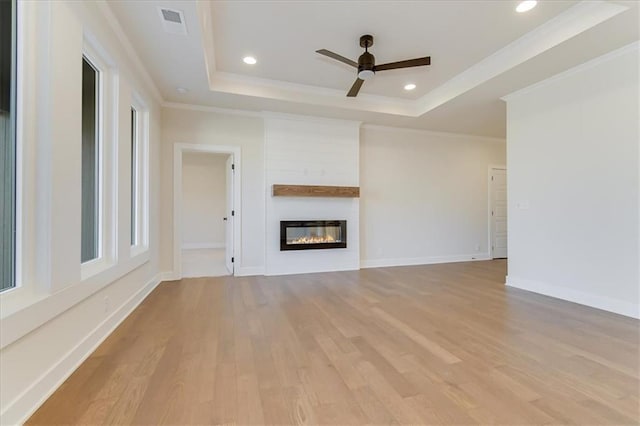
<box><xmin>173</xmin><ymin>143</ymin><xmax>241</xmax><ymax>279</ymax></box>
<box><xmin>488</xmin><ymin>165</ymin><xmax>506</xmax><ymax>259</ymax></box>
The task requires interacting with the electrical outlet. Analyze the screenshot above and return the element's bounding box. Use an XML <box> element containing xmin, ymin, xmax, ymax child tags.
<box><xmin>475</xmin><ymin>244</ymin><xmax>481</xmax><ymax>251</ymax></box>
<box><xmin>104</xmin><ymin>296</ymin><xmax>110</xmax><ymax>313</ymax></box>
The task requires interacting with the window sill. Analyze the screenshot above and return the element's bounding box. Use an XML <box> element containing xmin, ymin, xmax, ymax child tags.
<box><xmin>130</xmin><ymin>244</ymin><xmax>148</xmax><ymax>259</ymax></box>
<box><xmin>0</xmin><ymin>251</ymin><xmax>151</xmax><ymax>350</ymax></box>
<box><xmin>80</xmin><ymin>257</ymin><xmax>113</xmax><ymax>282</ymax></box>
<box><xmin>0</xmin><ymin>286</ymin><xmax>47</xmax><ymax>321</ymax></box>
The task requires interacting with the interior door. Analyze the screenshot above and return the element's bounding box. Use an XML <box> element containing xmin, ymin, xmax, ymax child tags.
<box><xmin>225</xmin><ymin>155</ymin><xmax>234</xmax><ymax>274</ymax></box>
<box><xmin>491</xmin><ymin>168</ymin><xmax>508</xmax><ymax>259</ymax></box>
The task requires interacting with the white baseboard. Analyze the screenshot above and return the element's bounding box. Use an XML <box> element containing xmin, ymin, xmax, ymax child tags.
<box><xmin>158</xmin><ymin>271</ymin><xmax>179</xmax><ymax>282</ymax></box>
<box><xmin>235</xmin><ymin>266</ymin><xmax>265</xmax><ymax>277</ymax></box>
<box><xmin>360</xmin><ymin>253</ymin><xmax>491</xmax><ymax>269</ymax></box>
<box><xmin>160</xmin><ymin>268</ymin><xmax>267</xmax><ymax>279</ymax></box>
<box><xmin>0</xmin><ymin>275</ymin><xmax>162</xmax><ymax>426</ymax></box>
<box><xmin>264</xmin><ymin>263</ymin><xmax>360</xmax><ymax>276</ymax></box>
<box><xmin>181</xmin><ymin>242</ymin><xmax>225</xmax><ymax>250</ymax></box>
<box><xmin>506</xmin><ymin>275</ymin><xmax>640</xmax><ymax>319</ymax></box>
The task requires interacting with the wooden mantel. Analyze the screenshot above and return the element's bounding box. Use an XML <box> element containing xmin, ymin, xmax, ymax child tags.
<box><xmin>272</xmin><ymin>184</ymin><xmax>360</xmax><ymax>198</ymax></box>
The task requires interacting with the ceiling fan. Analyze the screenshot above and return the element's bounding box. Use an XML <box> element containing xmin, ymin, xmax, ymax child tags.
<box><xmin>316</xmin><ymin>34</ymin><xmax>431</xmax><ymax>97</ymax></box>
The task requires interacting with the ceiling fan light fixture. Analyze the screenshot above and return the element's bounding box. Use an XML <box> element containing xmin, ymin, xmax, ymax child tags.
<box><xmin>358</xmin><ymin>69</ymin><xmax>375</xmax><ymax>80</ymax></box>
<box><xmin>316</xmin><ymin>35</ymin><xmax>431</xmax><ymax>97</ymax></box>
<box><xmin>243</xmin><ymin>56</ymin><xmax>257</xmax><ymax>65</ymax></box>
<box><xmin>516</xmin><ymin>0</ymin><xmax>537</xmax><ymax>13</ymax></box>
<box><xmin>404</xmin><ymin>83</ymin><xmax>416</xmax><ymax>91</ymax></box>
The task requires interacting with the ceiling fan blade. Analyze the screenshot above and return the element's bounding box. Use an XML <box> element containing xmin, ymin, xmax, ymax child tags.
<box><xmin>316</xmin><ymin>49</ymin><xmax>358</xmax><ymax>68</ymax></box>
<box><xmin>374</xmin><ymin>56</ymin><xmax>431</xmax><ymax>71</ymax></box>
<box><xmin>347</xmin><ymin>78</ymin><xmax>364</xmax><ymax>97</ymax></box>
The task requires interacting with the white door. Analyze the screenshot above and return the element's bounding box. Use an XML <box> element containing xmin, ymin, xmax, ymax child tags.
<box><xmin>491</xmin><ymin>168</ymin><xmax>508</xmax><ymax>258</ymax></box>
<box><xmin>225</xmin><ymin>156</ymin><xmax>234</xmax><ymax>274</ymax></box>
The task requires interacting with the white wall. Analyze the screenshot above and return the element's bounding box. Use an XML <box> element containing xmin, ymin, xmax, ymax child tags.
<box><xmin>0</xmin><ymin>1</ymin><xmax>162</xmax><ymax>424</ymax></box>
<box><xmin>161</xmin><ymin>108</ymin><xmax>508</xmax><ymax>275</ymax></box>
<box><xmin>181</xmin><ymin>152</ymin><xmax>227</xmax><ymax>248</ymax></box>
<box><xmin>360</xmin><ymin>125</ymin><xmax>506</xmax><ymax>267</ymax></box>
<box><xmin>160</xmin><ymin>107</ymin><xmax>265</xmax><ymax>276</ymax></box>
<box><xmin>505</xmin><ymin>43</ymin><xmax>639</xmax><ymax>318</ymax></box>
<box><xmin>265</xmin><ymin>116</ymin><xmax>360</xmax><ymax>275</ymax></box>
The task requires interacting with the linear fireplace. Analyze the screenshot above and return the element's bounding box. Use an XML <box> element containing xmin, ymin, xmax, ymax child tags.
<box><xmin>280</xmin><ymin>220</ymin><xmax>347</xmax><ymax>251</ymax></box>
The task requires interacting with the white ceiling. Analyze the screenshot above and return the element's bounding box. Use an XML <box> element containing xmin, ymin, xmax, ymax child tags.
<box><xmin>209</xmin><ymin>0</ymin><xmax>577</xmax><ymax>99</ymax></box>
<box><xmin>108</xmin><ymin>0</ymin><xmax>639</xmax><ymax>137</ymax></box>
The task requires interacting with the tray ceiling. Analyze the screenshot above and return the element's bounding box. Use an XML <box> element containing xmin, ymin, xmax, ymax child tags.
<box><xmin>108</xmin><ymin>0</ymin><xmax>639</xmax><ymax>137</ymax></box>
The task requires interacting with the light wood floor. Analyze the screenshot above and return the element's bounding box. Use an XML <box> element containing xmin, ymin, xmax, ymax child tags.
<box><xmin>27</xmin><ymin>260</ymin><xmax>639</xmax><ymax>425</ymax></box>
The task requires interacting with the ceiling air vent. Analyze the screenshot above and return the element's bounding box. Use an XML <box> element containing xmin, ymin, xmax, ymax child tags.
<box><xmin>158</xmin><ymin>8</ymin><xmax>187</xmax><ymax>35</ymax></box>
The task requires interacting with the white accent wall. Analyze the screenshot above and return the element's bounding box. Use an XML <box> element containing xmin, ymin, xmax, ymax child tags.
<box><xmin>360</xmin><ymin>125</ymin><xmax>506</xmax><ymax>267</ymax></box>
<box><xmin>264</xmin><ymin>116</ymin><xmax>360</xmax><ymax>275</ymax></box>
<box><xmin>181</xmin><ymin>152</ymin><xmax>227</xmax><ymax>249</ymax></box>
<box><xmin>0</xmin><ymin>1</ymin><xmax>162</xmax><ymax>424</ymax></box>
<box><xmin>504</xmin><ymin>43</ymin><xmax>639</xmax><ymax>319</ymax></box>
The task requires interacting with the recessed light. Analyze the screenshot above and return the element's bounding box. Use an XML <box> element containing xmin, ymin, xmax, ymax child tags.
<box><xmin>516</xmin><ymin>0</ymin><xmax>537</xmax><ymax>13</ymax></box>
<box><xmin>176</xmin><ymin>87</ymin><xmax>189</xmax><ymax>94</ymax></box>
<box><xmin>404</xmin><ymin>83</ymin><xmax>416</xmax><ymax>91</ymax></box>
<box><xmin>243</xmin><ymin>56</ymin><xmax>257</xmax><ymax>65</ymax></box>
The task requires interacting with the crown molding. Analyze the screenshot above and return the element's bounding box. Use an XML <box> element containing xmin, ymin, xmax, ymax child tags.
<box><xmin>361</xmin><ymin>123</ymin><xmax>506</xmax><ymax>143</ymax></box>
<box><xmin>262</xmin><ymin>111</ymin><xmax>362</xmax><ymax>127</ymax></box>
<box><xmin>97</xmin><ymin>0</ymin><xmax>163</xmax><ymax>103</ymax></box>
<box><xmin>502</xmin><ymin>40</ymin><xmax>640</xmax><ymax>102</ymax></box>
<box><xmin>163</xmin><ymin>101</ymin><xmax>506</xmax><ymax>140</ymax></box>
<box><xmin>162</xmin><ymin>101</ymin><xmax>264</xmax><ymax>118</ymax></box>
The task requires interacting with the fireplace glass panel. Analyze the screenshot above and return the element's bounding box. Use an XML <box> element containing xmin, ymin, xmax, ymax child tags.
<box><xmin>280</xmin><ymin>220</ymin><xmax>347</xmax><ymax>250</ymax></box>
<box><xmin>286</xmin><ymin>225</ymin><xmax>343</xmax><ymax>245</ymax></box>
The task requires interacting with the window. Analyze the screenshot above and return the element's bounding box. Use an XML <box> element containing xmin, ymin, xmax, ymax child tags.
<box><xmin>130</xmin><ymin>107</ymin><xmax>137</xmax><ymax>246</ymax></box>
<box><xmin>81</xmin><ymin>57</ymin><xmax>100</xmax><ymax>263</ymax></box>
<box><xmin>130</xmin><ymin>95</ymin><xmax>148</xmax><ymax>254</ymax></box>
<box><xmin>1</xmin><ymin>0</ymin><xmax>16</xmax><ymax>291</ymax></box>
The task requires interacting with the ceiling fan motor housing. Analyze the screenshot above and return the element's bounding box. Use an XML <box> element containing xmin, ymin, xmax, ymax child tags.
<box><xmin>358</xmin><ymin>35</ymin><xmax>375</xmax><ymax>75</ymax></box>
<box><xmin>358</xmin><ymin>51</ymin><xmax>375</xmax><ymax>73</ymax></box>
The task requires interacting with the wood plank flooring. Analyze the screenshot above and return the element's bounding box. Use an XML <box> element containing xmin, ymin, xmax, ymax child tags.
<box><xmin>27</xmin><ymin>260</ymin><xmax>640</xmax><ymax>425</ymax></box>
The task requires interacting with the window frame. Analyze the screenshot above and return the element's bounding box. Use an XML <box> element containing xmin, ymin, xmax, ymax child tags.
<box><xmin>130</xmin><ymin>106</ymin><xmax>137</xmax><ymax>247</ymax></box>
<box><xmin>80</xmin><ymin>54</ymin><xmax>103</xmax><ymax>265</ymax></box>
<box><xmin>130</xmin><ymin>93</ymin><xmax>149</xmax><ymax>257</ymax></box>
<box><xmin>1</xmin><ymin>0</ymin><xmax>18</xmax><ymax>294</ymax></box>
<box><xmin>80</xmin><ymin>35</ymin><xmax>117</xmax><ymax>280</ymax></box>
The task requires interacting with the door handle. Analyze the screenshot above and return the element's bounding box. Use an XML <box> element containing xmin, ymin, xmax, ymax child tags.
<box><xmin>223</xmin><ymin>217</ymin><xmax>227</xmax><ymax>221</ymax></box>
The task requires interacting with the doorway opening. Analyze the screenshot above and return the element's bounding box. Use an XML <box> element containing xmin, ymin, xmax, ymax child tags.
<box><xmin>489</xmin><ymin>167</ymin><xmax>507</xmax><ymax>259</ymax></box>
<box><xmin>173</xmin><ymin>144</ymin><xmax>241</xmax><ymax>279</ymax></box>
